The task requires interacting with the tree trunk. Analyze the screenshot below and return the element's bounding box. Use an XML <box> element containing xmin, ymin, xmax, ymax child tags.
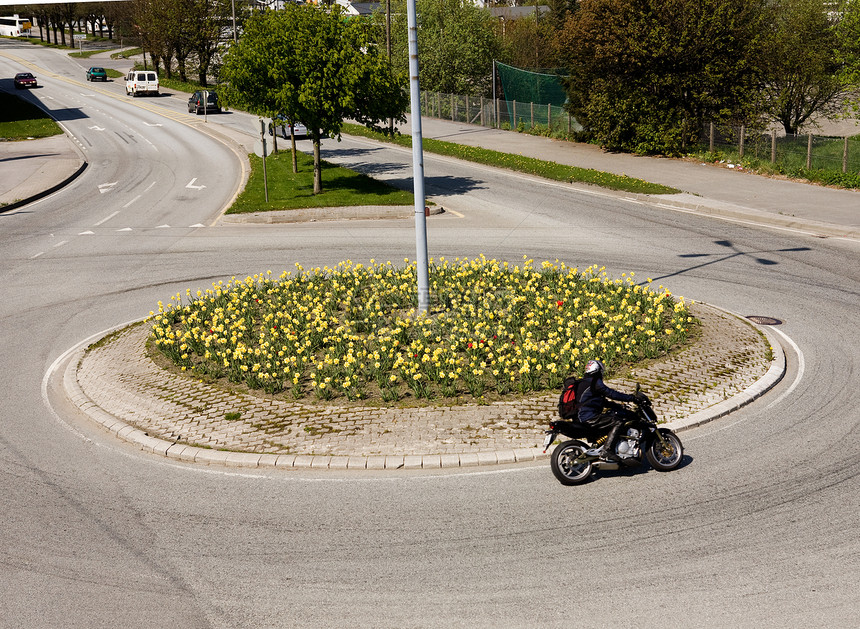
<box><xmin>313</xmin><ymin>133</ymin><xmax>322</xmax><ymax>194</ymax></box>
<box><xmin>291</xmin><ymin>125</ymin><xmax>298</xmax><ymax>174</ymax></box>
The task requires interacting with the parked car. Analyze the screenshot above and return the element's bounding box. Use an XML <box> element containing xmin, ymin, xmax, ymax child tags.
<box><xmin>86</xmin><ymin>67</ymin><xmax>107</xmax><ymax>82</ymax></box>
<box><xmin>271</xmin><ymin>115</ymin><xmax>308</xmax><ymax>139</ymax></box>
<box><xmin>14</xmin><ymin>72</ymin><xmax>37</xmax><ymax>89</ymax></box>
<box><xmin>125</xmin><ymin>70</ymin><xmax>159</xmax><ymax>97</ymax></box>
<box><xmin>187</xmin><ymin>90</ymin><xmax>220</xmax><ymax>115</ymax></box>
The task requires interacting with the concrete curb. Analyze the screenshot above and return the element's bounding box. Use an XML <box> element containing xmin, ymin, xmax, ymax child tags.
<box><xmin>217</xmin><ymin>205</ymin><xmax>444</xmax><ymax>225</ymax></box>
<box><xmin>61</xmin><ymin>309</ymin><xmax>787</xmax><ymax>471</ymax></box>
<box><xmin>0</xmin><ymin>159</ymin><xmax>87</xmax><ymax>214</ymax></box>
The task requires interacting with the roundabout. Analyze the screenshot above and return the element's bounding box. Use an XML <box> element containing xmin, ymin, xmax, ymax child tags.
<box><xmin>3</xmin><ymin>44</ymin><xmax>859</xmax><ymax>628</ymax></box>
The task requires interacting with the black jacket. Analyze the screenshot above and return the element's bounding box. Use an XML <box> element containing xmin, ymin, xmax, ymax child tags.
<box><xmin>576</xmin><ymin>374</ymin><xmax>635</xmax><ymax>422</ymax></box>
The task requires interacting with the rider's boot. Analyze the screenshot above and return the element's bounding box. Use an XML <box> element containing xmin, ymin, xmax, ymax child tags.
<box><xmin>597</xmin><ymin>424</ymin><xmax>622</xmax><ymax>461</ymax></box>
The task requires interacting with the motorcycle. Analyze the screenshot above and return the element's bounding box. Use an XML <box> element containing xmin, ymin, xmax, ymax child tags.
<box><xmin>542</xmin><ymin>388</ymin><xmax>684</xmax><ymax>485</ymax></box>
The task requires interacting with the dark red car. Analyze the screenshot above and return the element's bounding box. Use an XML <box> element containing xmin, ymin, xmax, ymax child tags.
<box><xmin>14</xmin><ymin>72</ymin><xmax>37</xmax><ymax>89</ymax></box>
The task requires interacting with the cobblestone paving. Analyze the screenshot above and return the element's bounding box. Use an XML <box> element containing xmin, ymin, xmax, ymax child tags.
<box><xmin>75</xmin><ymin>302</ymin><xmax>772</xmax><ymax>461</ymax></box>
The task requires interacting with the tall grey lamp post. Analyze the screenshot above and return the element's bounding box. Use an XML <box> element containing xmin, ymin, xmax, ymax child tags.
<box><xmin>407</xmin><ymin>0</ymin><xmax>430</xmax><ymax>313</ymax></box>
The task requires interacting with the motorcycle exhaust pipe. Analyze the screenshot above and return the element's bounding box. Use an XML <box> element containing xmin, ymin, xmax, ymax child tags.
<box><xmin>593</xmin><ymin>461</ymin><xmax>619</xmax><ymax>471</ymax></box>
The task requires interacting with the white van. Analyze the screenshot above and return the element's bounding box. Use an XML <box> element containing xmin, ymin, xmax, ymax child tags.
<box><xmin>125</xmin><ymin>70</ymin><xmax>159</xmax><ymax>97</ymax></box>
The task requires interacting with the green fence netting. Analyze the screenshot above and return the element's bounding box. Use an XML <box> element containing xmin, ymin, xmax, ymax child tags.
<box><xmin>496</xmin><ymin>61</ymin><xmax>568</xmax><ymax>126</ymax></box>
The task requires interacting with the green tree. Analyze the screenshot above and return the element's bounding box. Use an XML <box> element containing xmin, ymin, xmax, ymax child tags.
<box><xmin>498</xmin><ymin>13</ymin><xmax>561</xmax><ymax>71</ymax></box>
<box><xmin>376</xmin><ymin>0</ymin><xmax>502</xmax><ymax>96</ymax></box>
<box><xmin>558</xmin><ymin>0</ymin><xmax>771</xmax><ymax>154</ymax></box>
<box><xmin>836</xmin><ymin>0</ymin><xmax>860</xmax><ymax>116</ymax></box>
<box><xmin>763</xmin><ymin>0</ymin><xmax>847</xmax><ymax>134</ymax></box>
<box><xmin>220</xmin><ymin>6</ymin><xmax>407</xmax><ymax>194</ymax></box>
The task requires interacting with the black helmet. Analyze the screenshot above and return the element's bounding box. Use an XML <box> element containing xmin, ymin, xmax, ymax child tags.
<box><xmin>584</xmin><ymin>359</ymin><xmax>604</xmax><ymax>375</ymax></box>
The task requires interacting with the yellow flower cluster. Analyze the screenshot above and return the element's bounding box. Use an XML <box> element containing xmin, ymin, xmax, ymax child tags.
<box><xmin>149</xmin><ymin>257</ymin><xmax>695</xmax><ymax>402</ymax></box>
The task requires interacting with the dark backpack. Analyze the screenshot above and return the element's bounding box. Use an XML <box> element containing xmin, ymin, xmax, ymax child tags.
<box><xmin>557</xmin><ymin>376</ymin><xmax>593</xmax><ymax>419</ymax></box>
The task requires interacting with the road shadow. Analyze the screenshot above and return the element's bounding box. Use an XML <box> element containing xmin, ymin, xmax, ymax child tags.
<box><xmin>647</xmin><ymin>240</ymin><xmax>812</xmax><ymax>283</ymax></box>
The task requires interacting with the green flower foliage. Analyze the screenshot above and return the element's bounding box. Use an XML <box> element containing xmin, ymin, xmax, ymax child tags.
<box><xmin>150</xmin><ymin>258</ymin><xmax>695</xmax><ymax>402</ymax></box>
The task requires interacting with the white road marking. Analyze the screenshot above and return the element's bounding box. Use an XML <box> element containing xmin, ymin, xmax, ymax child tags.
<box><xmin>123</xmin><ymin>195</ymin><xmax>141</xmax><ymax>208</ymax></box>
<box><xmin>144</xmin><ymin>181</ymin><xmax>157</xmax><ymax>192</ymax></box>
<box><xmin>53</xmin><ymin>240</ymin><xmax>68</xmax><ymax>248</ymax></box>
<box><xmin>98</xmin><ymin>182</ymin><xmax>118</xmax><ymax>193</ymax></box>
<box><xmin>78</xmin><ymin>231</ymin><xmax>94</xmax><ymax>235</ymax></box>
<box><xmin>94</xmin><ymin>211</ymin><xmax>119</xmax><ymax>226</ymax></box>
<box><xmin>765</xmin><ymin>327</ymin><xmax>805</xmax><ymax>409</ymax></box>
<box><xmin>186</xmin><ymin>178</ymin><xmax>206</xmax><ymax>190</ymax></box>
<box><xmin>116</xmin><ymin>227</ymin><xmax>133</xmax><ymax>232</ymax></box>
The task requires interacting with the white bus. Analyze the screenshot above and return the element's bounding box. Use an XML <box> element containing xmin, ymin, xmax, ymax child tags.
<box><xmin>0</xmin><ymin>15</ymin><xmax>33</xmax><ymax>37</ymax></box>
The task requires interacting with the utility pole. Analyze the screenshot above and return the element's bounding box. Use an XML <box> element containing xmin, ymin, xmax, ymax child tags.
<box><xmin>407</xmin><ymin>0</ymin><xmax>429</xmax><ymax>313</ymax></box>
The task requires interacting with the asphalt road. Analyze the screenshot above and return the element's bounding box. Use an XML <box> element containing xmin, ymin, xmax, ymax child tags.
<box><xmin>2</xmin><ymin>41</ymin><xmax>859</xmax><ymax>627</ymax></box>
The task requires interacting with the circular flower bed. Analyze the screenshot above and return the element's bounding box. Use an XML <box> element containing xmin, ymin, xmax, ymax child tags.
<box><xmin>149</xmin><ymin>257</ymin><xmax>695</xmax><ymax>403</ymax></box>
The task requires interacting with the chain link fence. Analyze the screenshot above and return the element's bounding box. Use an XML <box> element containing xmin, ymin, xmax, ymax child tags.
<box><xmin>701</xmin><ymin>123</ymin><xmax>860</xmax><ymax>174</ymax></box>
<box><xmin>419</xmin><ymin>90</ymin><xmax>580</xmax><ymax>138</ymax></box>
<box><xmin>415</xmin><ymin>88</ymin><xmax>860</xmax><ymax>182</ymax></box>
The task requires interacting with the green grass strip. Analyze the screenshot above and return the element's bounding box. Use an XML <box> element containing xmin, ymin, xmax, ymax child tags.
<box><xmin>227</xmin><ymin>148</ymin><xmax>414</xmax><ymax>214</ymax></box>
<box><xmin>0</xmin><ymin>92</ymin><xmax>63</xmax><ymax>140</ymax></box>
<box><xmin>342</xmin><ymin>122</ymin><xmax>679</xmax><ymax>195</ymax></box>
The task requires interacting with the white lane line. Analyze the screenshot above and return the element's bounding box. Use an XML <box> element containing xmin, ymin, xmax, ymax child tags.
<box><xmin>144</xmin><ymin>181</ymin><xmax>157</xmax><ymax>192</ymax></box>
<box><xmin>123</xmin><ymin>195</ymin><xmax>141</xmax><ymax>209</ymax></box>
<box><xmin>53</xmin><ymin>240</ymin><xmax>68</xmax><ymax>248</ymax></box>
<box><xmin>94</xmin><ymin>210</ymin><xmax>119</xmax><ymax>226</ymax></box>
<box><xmin>765</xmin><ymin>327</ymin><xmax>805</xmax><ymax>409</ymax></box>
<box><xmin>31</xmin><ymin>251</ymin><xmax>44</xmax><ymax>259</ymax></box>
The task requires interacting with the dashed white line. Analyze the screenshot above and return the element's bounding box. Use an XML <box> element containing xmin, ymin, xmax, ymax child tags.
<box><xmin>94</xmin><ymin>210</ymin><xmax>119</xmax><ymax>226</ymax></box>
<box><xmin>123</xmin><ymin>195</ymin><xmax>141</xmax><ymax>208</ymax></box>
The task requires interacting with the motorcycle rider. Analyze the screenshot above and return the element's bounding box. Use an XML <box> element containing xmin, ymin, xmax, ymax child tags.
<box><xmin>578</xmin><ymin>359</ymin><xmax>639</xmax><ymax>461</ymax></box>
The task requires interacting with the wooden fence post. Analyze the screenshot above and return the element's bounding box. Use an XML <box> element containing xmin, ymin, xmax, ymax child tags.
<box><xmin>739</xmin><ymin>125</ymin><xmax>744</xmax><ymax>159</ymax></box>
<box><xmin>844</xmin><ymin>136</ymin><xmax>849</xmax><ymax>173</ymax></box>
<box><xmin>807</xmin><ymin>134</ymin><xmax>812</xmax><ymax>169</ymax></box>
<box><xmin>530</xmin><ymin>101</ymin><xmax>534</xmax><ymax>128</ymax></box>
<box><xmin>480</xmin><ymin>96</ymin><xmax>484</xmax><ymax>126</ymax></box>
<box><xmin>548</xmin><ymin>103</ymin><xmax>552</xmax><ymax>129</ymax></box>
<box><xmin>451</xmin><ymin>93</ymin><xmax>455</xmax><ymax>121</ymax></box>
<box><xmin>513</xmin><ymin>100</ymin><xmax>517</xmax><ymax>126</ymax></box>
<box><xmin>709</xmin><ymin>122</ymin><xmax>714</xmax><ymax>153</ymax></box>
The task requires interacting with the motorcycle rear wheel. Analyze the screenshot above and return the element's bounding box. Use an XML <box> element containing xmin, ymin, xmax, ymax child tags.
<box><xmin>550</xmin><ymin>440</ymin><xmax>593</xmax><ymax>485</ymax></box>
<box><xmin>646</xmin><ymin>430</ymin><xmax>683</xmax><ymax>471</ymax></box>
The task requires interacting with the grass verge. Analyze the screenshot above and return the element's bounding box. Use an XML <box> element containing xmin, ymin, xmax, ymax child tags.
<box><xmin>0</xmin><ymin>92</ymin><xmax>63</xmax><ymax>140</ymax></box>
<box><xmin>342</xmin><ymin>122</ymin><xmax>680</xmax><ymax>195</ymax></box>
<box><xmin>227</xmin><ymin>149</ymin><xmax>414</xmax><ymax>214</ymax></box>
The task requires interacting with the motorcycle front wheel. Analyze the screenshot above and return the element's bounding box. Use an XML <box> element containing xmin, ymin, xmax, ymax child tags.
<box><xmin>646</xmin><ymin>429</ymin><xmax>683</xmax><ymax>471</ymax></box>
<box><xmin>550</xmin><ymin>440</ymin><xmax>593</xmax><ymax>485</ymax></box>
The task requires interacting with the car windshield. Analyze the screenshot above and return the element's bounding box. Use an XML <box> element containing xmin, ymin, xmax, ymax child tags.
<box><xmin>92</xmin><ymin>68</ymin><xmax>104</xmax><ymax>73</ymax></box>
<box><xmin>17</xmin><ymin>73</ymin><xmax>33</xmax><ymax>79</ymax></box>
